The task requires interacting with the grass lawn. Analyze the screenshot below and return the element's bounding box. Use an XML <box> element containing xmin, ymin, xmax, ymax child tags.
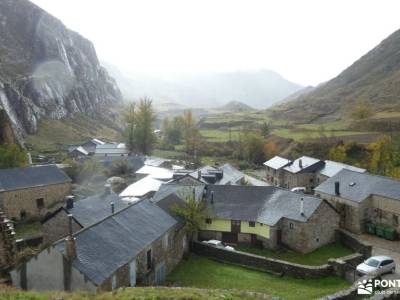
<box><xmin>14</xmin><ymin>222</ymin><xmax>42</xmax><ymax>240</ymax></box>
<box><xmin>0</xmin><ymin>285</ymin><xmax>270</xmax><ymax>300</ymax></box>
<box><xmin>236</xmin><ymin>243</ymin><xmax>353</xmax><ymax>266</ymax></box>
<box><xmin>167</xmin><ymin>254</ymin><xmax>350</xmax><ymax>300</ymax></box>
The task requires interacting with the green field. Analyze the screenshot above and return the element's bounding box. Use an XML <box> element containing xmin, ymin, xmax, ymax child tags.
<box><xmin>167</xmin><ymin>254</ymin><xmax>350</xmax><ymax>300</ymax></box>
<box><xmin>0</xmin><ymin>286</ymin><xmax>271</xmax><ymax>300</ymax></box>
<box><xmin>272</xmin><ymin>128</ymin><xmax>373</xmax><ymax>142</ymax></box>
<box><xmin>236</xmin><ymin>243</ymin><xmax>353</xmax><ymax>266</ymax></box>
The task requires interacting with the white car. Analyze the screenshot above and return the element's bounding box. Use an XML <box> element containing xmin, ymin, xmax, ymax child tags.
<box><xmin>356</xmin><ymin>256</ymin><xmax>396</xmax><ymax>276</ymax></box>
<box><xmin>202</xmin><ymin>239</ymin><xmax>235</xmax><ymax>251</ymax></box>
<box><xmin>291</xmin><ymin>187</ymin><xmax>306</xmax><ymax>193</ymax></box>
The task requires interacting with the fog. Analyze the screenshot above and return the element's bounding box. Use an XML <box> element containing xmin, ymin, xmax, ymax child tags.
<box><xmin>31</xmin><ymin>0</ymin><xmax>400</xmax><ymax>86</ymax></box>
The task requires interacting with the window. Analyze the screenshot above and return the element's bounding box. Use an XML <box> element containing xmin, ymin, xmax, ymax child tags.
<box><xmin>111</xmin><ymin>274</ymin><xmax>117</xmax><ymax>290</ymax></box>
<box><xmin>309</xmin><ymin>178</ymin><xmax>313</xmax><ymax>183</ymax></box>
<box><xmin>205</xmin><ymin>218</ymin><xmax>212</xmax><ymax>224</ymax></box>
<box><xmin>20</xmin><ymin>210</ymin><xmax>27</xmax><ymax>220</ymax></box>
<box><xmin>289</xmin><ymin>222</ymin><xmax>294</xmax><ymax>229</ymax></box>
<box><xmin>146</xmin><ymin>249</ymin><xmax>152</xmax><ymax>270</ymax></box>
<box><xmin>393</xmin><ymin>215</ymin><xmax>399</xmax><ymax>227</ymax></box>
<box><xmin>36</xmin><ymin>198</ymin><xmax>44</xmax><ymax>209</ymax></box>
<box><xmin>249</xmin><ymin>221</ymin><xmax>255</xmax><ymax>227</ymax></box>
<box><xmin>163</xmin><ymin>233</ymin><xmax>169</xmax><ymax>250</ymax></box>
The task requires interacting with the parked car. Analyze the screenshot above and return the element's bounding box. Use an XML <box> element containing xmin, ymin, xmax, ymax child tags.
<box><xmin>356</xmin><ymin>256</ymin><xmax>396</xmax><ymax>276</ymax></box>
<box><xmin>291</xmin><ymin>187</ymin><xmax>306</xmax><ymax>193</ymax></box>
<box><xmin>202</xmin><ymin>239</ymin><xmax>235</xmax><ymax>251</ymax></box>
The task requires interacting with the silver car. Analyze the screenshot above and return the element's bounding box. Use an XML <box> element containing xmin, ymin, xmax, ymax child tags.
<box><xmin>356</xmin><ymin>256</ymin><xmax>396</xmax><ymax>276</ymax></box>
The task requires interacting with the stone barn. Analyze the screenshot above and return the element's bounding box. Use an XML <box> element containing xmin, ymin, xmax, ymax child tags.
<box><xmin>0</xmin><ymin>165</ymin><xmax>72</xmax><ymax>221</ymax></box>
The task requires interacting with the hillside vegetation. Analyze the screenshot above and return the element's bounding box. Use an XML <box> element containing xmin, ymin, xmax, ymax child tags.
<box><xmin>271</xmin><ymin>28</ymin><xmax>400</xmax><ymax>124</ymax></box>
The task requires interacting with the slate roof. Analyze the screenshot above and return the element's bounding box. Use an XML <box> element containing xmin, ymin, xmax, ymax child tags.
<box><xmin>263</xmin><ymin>156</ymin><xmax>292</xmax><ymax>169</ymax></box>
<box><xmin>68</xmin><ymin>193</ymin><xmax>129</xmax><ymax>227</ymax></box>
<box><xmin>136</xmin><ymin>165</ymin><xmax>174</xmax><ymax>180</ymax></box>
<box><xmin>54</xmin><ymin>199</ymin><xmax>177</xmax><ymax>286</ymax></box>
<box><xmin>145</xmin><ymin>156</ymin><xmax>171</xmax><ymax>167</ymax></box>
<box><xmin>283</xmin><ymin>156</ymin><xmax>323</xmax><ymax>174</ymax></box>
<box><xmin>204</xmin><ymin>185</ymin><xmax>323</xmax><ymax>226</ymax></box>
<box><xmin>318</xmin><ymin>160</ymin><xmax>366</xmax><ymax>178</ymax></box>
<box><xmin>315</xmin><ymin>169</ymin><xmax>400</xmax><ymax>203</ymax></box>
<box><xmin>94</xmin><ymin>143</ymin><xmax>129</xmax><ymax>156</ymax></box>
<box><xmin>0</xmin><ymin>165</ymin><xmax>71</xmax><ymax>192</ymax></box>
<box><xmin>120</xmin><ymin>175</ymin><xmax>164</xmax><ymax>200</ymax></box>
<box><xmin>218</xmin><ymin>164</ymin><xmax>245</xmax><ymax>185</ymax></box>
<box><xmin>152</xmin><ymin>183</ymin><xmax>206</xmax><ymax>203</ymax></box>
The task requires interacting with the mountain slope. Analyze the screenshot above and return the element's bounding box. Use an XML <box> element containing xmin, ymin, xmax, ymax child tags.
<box><xmin>0</xmin><ymin>0</ymin><xmax>122</xmax><ymax>143</ymax></box>
<box><xmin>271</xmin><ymin>28</ymin><xmax>400</xmax><ymax>123</ymax></box>
<box><xmin>103</xmin><ymin>64</ymin><xmax>303</xmax><ymax>109</ymax></box>
<box><xmin>216</xmin><ymin>101</ymin><xmax>256</xmax><ymax>113</ymax></box>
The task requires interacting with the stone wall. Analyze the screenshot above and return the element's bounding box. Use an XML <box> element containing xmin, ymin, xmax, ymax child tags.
<box><xmin>191</xmin><ymin>241</ymin><xmax>333</xmax><ymax>278</ymax></box>
<box><xmin>1</xmin><ymin>183</ymin><xmax>72</xmax><ymax>221</ymax></box>
<box><xmin>41</xmin><ymin>210</ymin><xmax>82</xmax><ymax>246</ymax></box>
<box><xmin>335</xmin><ymin>229</ymin><xmax>372</xmax><ymax>258</ymax></box>
<box><xmin>0</xmin><ymin>211</ymin><xmax>16</xmax><ymax>270</ymax></box>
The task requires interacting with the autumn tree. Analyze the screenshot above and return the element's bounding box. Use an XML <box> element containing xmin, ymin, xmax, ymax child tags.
<box><xmin>368</xmin><ymin>136</ymin><xmax>400</xmax><ymax>177</ymax></box>
<box><xmin>133</xmin><ymin>97</ymin><xmax>157</xmax><ymax>155</ymax></box>
<box><xmin>350</xmin><ymin>101</ymin><xmax>375</xmax><ymax>120</ymax></box>
<box><xmin>260</xmin><ymin>121</ymin><xmax>272</xmax><ymax>138</ymax></box>
<box><xmin>183</xmin><ymin>110</ymin><xmax>200</xmax><ymax>155</ymax></box>
<box><xmin>0</xmin><ymin>144</ymin><xmax>28</xmax><ymax>169</ymax></box>
<box><xmin>162</xmin><ymin>116</ymin><xmax>184</xmax><ymax>145</ymax></box>
<box><xmin>329</xmin><ymin>144</ymin><xmax>347</xmax><ymax>162</ymax></box>
<box><xmin>124</xmin><ymin>102</ymin><xmax>136</xmax><ymax>152</ymax></box>
<box><xmin>243</xmin><ymin>133</ymin><xmax>266</xmax><ymax>165</ymax></box>
<box><xmin>264</xmin><ymin>141</ymin><xmax>278</xmax><ymax>159</ymax></box>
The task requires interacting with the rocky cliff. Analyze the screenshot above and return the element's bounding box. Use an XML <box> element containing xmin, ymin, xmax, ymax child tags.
<box><xmin>0</xmin><ymin>0</ymin><xmax>123</xmax><ymax>144</ymax></box>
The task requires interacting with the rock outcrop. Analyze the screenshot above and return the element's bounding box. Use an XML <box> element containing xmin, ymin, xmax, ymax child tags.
<box><xmin>0</xmin><ymin>0</ymin><xmax>123</xmax><ymax>143</ymax></box>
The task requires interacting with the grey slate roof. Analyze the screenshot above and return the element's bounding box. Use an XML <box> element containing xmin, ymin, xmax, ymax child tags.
<box><xmin>68</xmin><ymin>193</ymin><xmax>129</xmax><ymax>227</ymax></box>
<box><xmin>0</xmin><ymin>165</ymin><xmax>71</xmax><ymax>192</ymax></box>
<box><xmin>263</xmin><ymin>156</ymin><xmax>292</xmax><ymax>170</ymax></box>
<box><xmin>218</xmin><ymin>164</ymin><xmax>245</xmax><ymax>185</ymax></box>
<box><xmin>315</xmin><ymin>169</ymin><xmax>400</xmax><ymax>203</ymax></box>
<box><xmin>204</xmin><ymin>185</ymin><xmax>323</xmax><ymax>226</ymax></box>
<box><xmin>283</xmin><ymin>156</ymin><xmax>323</xmax><ymax>174</ymax></box>
<box><xmin>94</xmin><ymin>143</ymin><xmax>129</xmax><ymax>156</ymax></box>
<box><xmin>318</xmin><ymin>160</ymin><xmax>366</xmax><ymax>178</ymax></box>
<box><xmin>152</xmin><ymin>183</ymin><xmax>205</xmax><ymax>203</ymax></box>
<box><xmin>55</xmin><ymin>199</ymin><xmax>177</xmax><ymax>286</ymax></box>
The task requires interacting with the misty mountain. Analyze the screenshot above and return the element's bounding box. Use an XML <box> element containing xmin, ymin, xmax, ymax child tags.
<box><xmin>0</xmin><ymin>0</ymin><xmax>122</xmax><ymax>143</ymax></box>
<box><xmin>102</xmin><ymin>62</ymin><xmax>303</xmax><ymax>109</ymax></box>
<box><xmin>271</xmin><ymin>28</ymin><xmax>400</xmax><ymax>123</ymax></box>
<box><xmin>216</xmin><ymin>101</ymin><xmax>256</xmax><ymax>113</ymax></box>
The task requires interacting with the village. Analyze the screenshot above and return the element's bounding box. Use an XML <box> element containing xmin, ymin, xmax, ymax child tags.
<box><xmin>0</xmin><ymin>136</ymin><xmax>399</xmax><ymax>299</ymax></box>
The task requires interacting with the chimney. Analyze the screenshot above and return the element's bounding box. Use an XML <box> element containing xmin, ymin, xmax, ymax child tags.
<box><xmin>104</xmin><ymin>184</ymin><xmax>111</xmax><ymax>195</ymax></box>
<box><xmin>334</xmin><ymin>181</ymin><xmax>340</xmax><ymax>195</ymax></box>
<box><xmin>210</xmin><ymin>191</ymin><xmax>214</xmax><ymax>204</ymax></box>
<box><xmin>300</xmin><ymin>197</ymin><xmax>304</xmax><ymax>216</ymax></box>
<box><xmin>66</xmin><ymin>214</ymin><xmax>76</xmax><ymax>260</ymax></box>
<box><xmin>65</xmin><ymin>195</ymin><xmax>74</xmax><ymax>210</ymax></box>
<box><xmin>111</xmin><ymin>202</ymin><xmax>115</xmax><ymax>214</ymax></box>
<box><xmin>198</xmin><ymin>170</ymin><xmax>202</xmax><ymax>179</ymax></box>
<box><xmin>299</xmin><ymin>159</ymin><xmax>303</xmax><ymax>169</ymax></box>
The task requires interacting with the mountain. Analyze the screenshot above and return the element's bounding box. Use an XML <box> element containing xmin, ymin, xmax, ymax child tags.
<box><xmin>216</xmin><ymin>101</ymin><xmax>256</xmax><ymax>113</ymax></box>
<box><xmin>103</xmin><ymin>64</ymin><xmax>303</xmax><ymax>109</ymax></box>
<box><xmin>0</xmin><ymin>0</ymin><xmax>123</xmax><ymax>144</ymax></box>
<box><xmin>271</xmin><ymin>28</ymin><xmax>400</xmax><ymax>123</ymax></box>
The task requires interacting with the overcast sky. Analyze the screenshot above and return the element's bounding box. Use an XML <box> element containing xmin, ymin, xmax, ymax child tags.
<box><xmin>31</xmin><ymin>0</ymin><xmax>400</xmax><ymax>86</ymax></box>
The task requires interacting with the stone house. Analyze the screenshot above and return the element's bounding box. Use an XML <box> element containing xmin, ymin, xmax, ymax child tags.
<box><xmin>0</xmin><ymin>165</ymin><xmax>72</xmax><ymax>221</ymax></box>
<box><xmin>0</xmin><ymin>211</ymin><xmax>16</xmax><ymax>271</ymax></box>
<box><xmin>41</xmin><ymin>189</ymin><xmax>129</xmax><ymax>245</ymax></box>
<box><xmin>11</xmin><ymin>199</ymin><xmax>188</xmax><ymax>292</ymax></box>
<box><xmin>264</xmin><ymin>156</ymin><xmax>291</xmax><ymax>186</ymax></box>
<box><xmin>198</xmin><ymin>185</ymin><xmax>339</xmax><ymax>253</ymax></box>
<box><xmin>315</xmin><ymin>169</ymin><xmax>400</xmax><ymax>234</ymax></box>
<box><xmin>264</xmin><ymin>155</ymin><xmax>365</xmax><ymax>192</ymax></box>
